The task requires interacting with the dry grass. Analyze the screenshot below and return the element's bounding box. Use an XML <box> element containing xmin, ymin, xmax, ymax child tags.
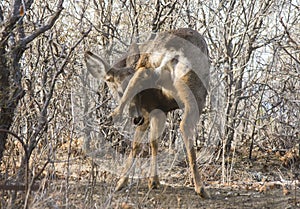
<box><xmin>1</xmin><ymin>137</ymin><xmax>299</xmax><ymax>208</ymax></box>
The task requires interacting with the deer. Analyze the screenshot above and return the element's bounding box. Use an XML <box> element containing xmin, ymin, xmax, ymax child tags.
<box><xmin>84</xmin><ymin>28</ymin><xmax>211</xmax><ymax>198</ymax></box>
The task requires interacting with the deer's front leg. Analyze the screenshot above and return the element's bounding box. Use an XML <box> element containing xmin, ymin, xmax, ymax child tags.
<box><xmin>110</xmin><ymin>68</ymin><xmax>157</xmax><ymax>121</ymax></box>
<box><xmin>115</xmin><ymin>117</ymin><xmax>149</xmax><ymax>191</ymax></box>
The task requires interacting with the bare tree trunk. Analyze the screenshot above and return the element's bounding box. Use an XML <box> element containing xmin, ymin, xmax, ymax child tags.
<box><xmin>0</xmin><ymin>0</ymin><xmax>63</xmax><ymax>164</ymax></box>
<box><xmin>0</xmin><ymin>0</ymin><xmax>26</xmax><ymax>163</ymax></box>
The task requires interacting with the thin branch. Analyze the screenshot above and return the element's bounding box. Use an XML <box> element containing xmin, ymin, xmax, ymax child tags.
<box><xmin>28</xmin><ymin>27</ymin><xmax>92</xmax><ymax>153</ymax></box>
<box><xmin>0</xmin><ymin>129</ymin><xmax>28</xmax><ymax>157</ymax></box>
<box><xmin>19</xmin><ymin>0</ymin><xmax>64</xmax><ymax>47</ymax></box>
<box><xmin>280</xmin><ymin>44</ymin><xmax>300</xmax><ymax>65</ymax></box>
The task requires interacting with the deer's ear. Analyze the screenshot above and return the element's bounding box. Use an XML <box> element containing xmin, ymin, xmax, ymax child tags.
<box><xmin>126</xmin><ymin>43</ymin><xmax>140</xmax><ymax>67</ymax></box>
<box><xmin>84</xmin><ymin>51</ymin><xmax>110</xmax><ymax>79</ymax></box>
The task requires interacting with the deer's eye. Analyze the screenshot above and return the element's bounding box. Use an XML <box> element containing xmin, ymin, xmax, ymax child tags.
<box><xmin>105</xmin><ymin>75</ymin><xmax>114</xmax><ymax>82</ymax></box>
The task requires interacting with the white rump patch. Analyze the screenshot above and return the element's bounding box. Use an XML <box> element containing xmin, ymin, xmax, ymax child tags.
<box><xmin>151</xmin><ymin>48</ymin><xmax>192</xmax><ymax>83</ymax></box>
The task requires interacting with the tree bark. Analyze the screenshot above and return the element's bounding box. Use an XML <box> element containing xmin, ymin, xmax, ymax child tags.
<box><xmin>0</xmin><ymin>0</ymin><xmax>63</xmax><ymax>164</ymax></box>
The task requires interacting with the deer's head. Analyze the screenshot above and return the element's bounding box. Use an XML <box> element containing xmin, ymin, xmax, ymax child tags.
<box><xmin>84</xmin><ymin>43</ymin><xmax>141</xmax><ymax>100</ymax></box>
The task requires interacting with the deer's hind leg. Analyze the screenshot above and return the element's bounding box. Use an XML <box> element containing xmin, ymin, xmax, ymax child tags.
<box><xmin>175</xmin><ymin>78</ymin><xmax>210</xmax><ymax>198</ymax></box>
<box><xmin>115</xmin><ymin>117</ymin><xmax>149</xmax><ymax>191</ymax></box>
<box><xmin>148</xmin><ymin>109</ymin><xmax>166</xmax><ymax>189</ymax></box>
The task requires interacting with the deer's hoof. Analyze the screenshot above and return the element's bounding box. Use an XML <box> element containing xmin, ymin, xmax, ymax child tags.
<box><xmin>148</xmin><ymin>176</ymin><xmax>160</xmax><ymax>189</ymax></box>
<box><xmin>115</xmin><ymin>177</ymin><xmax>128</xmax><ymax>192</ymax></box>
<box><xmin>196</xmin><ymin>186</ymin><xmax>211</xmax><ymax>199</ymax></box>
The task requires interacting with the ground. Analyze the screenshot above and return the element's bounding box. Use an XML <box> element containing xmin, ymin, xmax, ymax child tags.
<box><xmin>93</xmin><ymin>181</ymin><xmax>297</xmax><ymax>209</ymax></box>
<box><xmin>29</xmin><ymin>139</ymin><xmax>299</xmax><ymax>209</ymax></box>
<box><xmin>39</xmin><ymin>177</ymin><xmax>298</xmax><ymax>209</ymax></box>
<box><xmin>2</xmin><ymin>137</ymin><xmax>299</xmax><ymax>208</ymax></box>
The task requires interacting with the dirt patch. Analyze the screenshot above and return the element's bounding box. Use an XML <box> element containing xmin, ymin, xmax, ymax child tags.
<box><xmin>3</xmin><ymin>138</ymin><xmax>299</xmax><ymax>209</ymax></box>
<box><xmin>42</xmin><ymin>140</ymin><xmax>299</xmax><ymax>209</ymax></box>
<box><xmin>59</xmin><ymin>180</ymin><xmax>298</xmax><ymax>209</ymax></box>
